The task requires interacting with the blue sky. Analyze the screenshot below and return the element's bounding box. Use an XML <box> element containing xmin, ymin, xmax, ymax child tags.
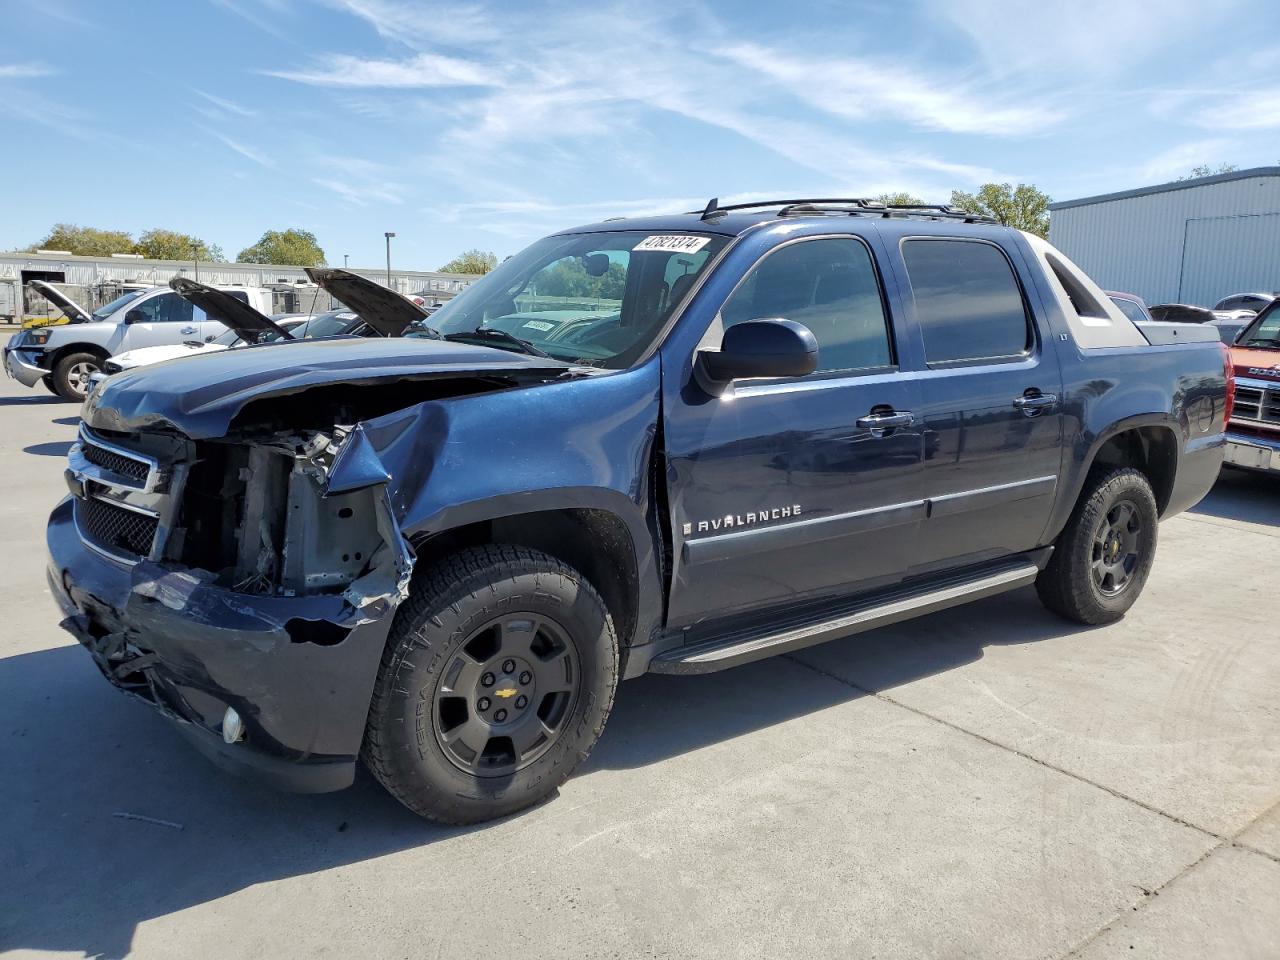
<box><xmin>2</xmin><ymin>0</ymin><xmax>1278</xmax><ymax>269</ymax></box>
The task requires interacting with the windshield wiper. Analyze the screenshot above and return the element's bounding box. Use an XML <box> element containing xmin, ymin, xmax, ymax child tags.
<box><xmin>444</xmin><ymin>327</ymin><xmax>552</xmax><ymax>359</ymax></box>
<box><xmin>1242</xmin><ymin>337</ymin><xmax>1280</xmax><ymax>347</ymax></box>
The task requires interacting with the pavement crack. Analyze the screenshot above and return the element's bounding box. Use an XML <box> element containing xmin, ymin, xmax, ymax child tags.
<box><xmin>782</xmin><ymin>653</ymin><xmax>1220</xmax><ymax>841</ymax></box>
<box><xmin>1059</xmin><ymin>794</ymin><xmax>1280</xmax><ymax>958</ymax></box>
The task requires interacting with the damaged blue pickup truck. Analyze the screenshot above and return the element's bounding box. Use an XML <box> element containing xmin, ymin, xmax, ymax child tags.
<box><xmin>49</xmin><ymin>199</ymin><xmax>1231</xmax><ymax>823</ymax></box>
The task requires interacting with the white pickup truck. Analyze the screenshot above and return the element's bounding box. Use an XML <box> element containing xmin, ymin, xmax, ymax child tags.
<box><xmin>3</xmin><ymin>280</ymin><xmax>272</xmax><ymax>401</ymax></box>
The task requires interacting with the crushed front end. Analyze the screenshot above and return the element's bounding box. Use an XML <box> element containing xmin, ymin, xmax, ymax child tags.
<box><xmin>49</xmin><ymin>421</ymin><xmax>414</xmax><ymax>792</ymax></box>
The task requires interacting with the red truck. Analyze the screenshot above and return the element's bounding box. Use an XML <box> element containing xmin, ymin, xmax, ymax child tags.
<box><xmin>1224</xmin><ymin>300</ymin><xmax>1280</xmax><ymax>474</ymax></box>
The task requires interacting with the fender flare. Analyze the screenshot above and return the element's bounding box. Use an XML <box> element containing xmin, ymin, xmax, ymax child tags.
<box><xmin>402</xmin><ymin>485</ymin><xmax>663</xmax><ymax>653</ymax></box>
<box><xmin>1049</xmin><ymin>412</ymin><xmax>1182</xmax><ymax>538</ymax></box>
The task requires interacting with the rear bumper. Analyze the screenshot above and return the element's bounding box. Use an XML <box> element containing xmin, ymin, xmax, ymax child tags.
<box><xmin>47</xmin><ymin>496</ymin><xmax>397</xmax><ymax>793</ymax></box>
<box><xmin>1223</xmin><ymin>431</ymin><xmax>1280</xmax><ymax>474</ymax></box>
<box><xmin>3</xmin><ymin>346</ymin><xmax>47</xmax><ymax>387</ymax></box>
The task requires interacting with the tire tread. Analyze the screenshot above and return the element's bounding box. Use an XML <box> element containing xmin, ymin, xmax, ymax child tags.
<box><xmin>362</xmin><ymin>544</ymin><xmax>617</xmax><ymax>824</ymax></box>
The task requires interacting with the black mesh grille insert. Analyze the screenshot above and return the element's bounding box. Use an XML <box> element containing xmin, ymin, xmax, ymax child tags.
<box><xmin>81</xmin><ymin>440</ymin><xmax>150</xmax><ymax>485</ymax></box>
<box><xmin>77</xmin><ymin>497</ymin><xmax>158</xmax><ymax>558</ymax></box>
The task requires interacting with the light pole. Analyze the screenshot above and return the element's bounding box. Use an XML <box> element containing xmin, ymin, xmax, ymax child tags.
<box><xmin>343</xmin><ymin>254</ymin><xmax>349</xmax><ymax>268</ymax></box>
<box><xmin>384</xmin><ymin>233</ymin><xmax>395</xmax><ymax>287</ymax></box>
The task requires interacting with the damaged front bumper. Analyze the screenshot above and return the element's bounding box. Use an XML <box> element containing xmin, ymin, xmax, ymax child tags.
<box><xmin>48</xmin><ymin>496</ymin><xmax>400</xmax><ymax>792</ymax></box>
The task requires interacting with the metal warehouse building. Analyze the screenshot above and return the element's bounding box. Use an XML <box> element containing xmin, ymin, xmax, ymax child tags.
<box><xmin>1048</xmin><ymin>166</ymin><xmax>1280</xmax><ymax>308</ymax></box>
<box><xmin>0</xmin><ymin>250</ymin><xmax>479</xmax><ymax>322</ymax></box>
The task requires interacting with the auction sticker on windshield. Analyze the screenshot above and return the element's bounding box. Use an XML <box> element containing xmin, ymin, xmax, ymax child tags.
<box><xmin>634</xmin><ymin>235</ymin><xmax>712</xmax><ymax>254</ymax></box>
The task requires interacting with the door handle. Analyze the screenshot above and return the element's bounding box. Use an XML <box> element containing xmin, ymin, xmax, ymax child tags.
<box><xmin>1013</xmin><ymin>391</ymin><xmax>1058</xmax><ymax>416</ymax></box>
<box><xmin>179</xmin><ymin>326</ymin><xmax>197</xmax><ymax>335</ymax></box>
<box><xmin>856</xmin><ymin>410</ymin><xmax>915</xmax><ymax>433</ymax></box>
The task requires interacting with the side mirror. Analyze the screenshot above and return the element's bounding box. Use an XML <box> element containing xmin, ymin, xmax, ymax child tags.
<box><xmin>695</xmin><ymin>318</ymin><xmax>818</xmax><ymax>396</ymax></box>
<box><xmin>123</xmin><ymin>308</ymin><xmax>145</xmax><ymax>325</ymax></box>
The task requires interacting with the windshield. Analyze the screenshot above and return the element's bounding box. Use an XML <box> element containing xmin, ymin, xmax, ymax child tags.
<box><xmin>1238</xmin><ymin>301</ymin><xmax>1280</xmax><ymax>348</ymax></box>
<box><xmin>211</xmin><ymin>310</ymin><xmax>359</xmax><ymax>347</ymax></box>
<box><xmin>427</xmin><ymin>230</ymin><xmax>729</xmax><ymax>367</ymax></box>
<box><xmin>90</xmin><ymin>289</ymin><xmax>148</xmax><ymax>321</ymax></box>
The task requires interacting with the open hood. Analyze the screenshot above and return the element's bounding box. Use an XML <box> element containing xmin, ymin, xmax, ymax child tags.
<box><xmin>169</xmin><ymin>277</ymin><xmax>296</xmax><ymax>342</ymax></box>
<box><xmin>27</xmin><ymin>279</ymin><xmax>92</xmax><ymax>324</ymax></box>
<box><xmin>306</xmin><ymin>267</ymin><xmax>429</xmax><ymax>337</ymax></box>
<box><xmin>82</xmin><ymin>335</ymin><xmax>572</xmax><ymax>438</ymax></box>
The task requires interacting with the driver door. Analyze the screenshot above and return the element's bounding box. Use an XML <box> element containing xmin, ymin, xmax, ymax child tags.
<box><xmin>663</xmin><ymin>234</ymin><xmax>925</xmax><ymax>627</ymax></box>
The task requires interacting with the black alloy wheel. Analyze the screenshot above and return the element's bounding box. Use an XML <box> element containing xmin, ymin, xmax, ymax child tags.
<box><xmin>363</xmin><ymin>545</ymin><xmax>618</xmax><ymax>824</ymax></box>
<box><xmin>1091</xmin><ymin>499</ymin><xmax>1143</xmax><ymax>596</ymax></box>
<box><xmin>434</xmin><ymin>614</ymin><xmax>580</xmax><ymax>777</ymax></box>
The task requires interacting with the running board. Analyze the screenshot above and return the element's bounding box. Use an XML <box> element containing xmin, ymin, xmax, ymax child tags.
<box><xmin>649</xmin><ymin>561</ymin><xmax>1039</xmax><ymax>675</ymax></box>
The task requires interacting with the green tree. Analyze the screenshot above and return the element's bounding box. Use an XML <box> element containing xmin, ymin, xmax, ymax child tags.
<box><xmin>27</xmin><ymin>223</ymin><xmax>135</xmax><ymax>256</ymax></box>
<box><xmin>876</xmin><ymin>192</ymin><xmax>926</xmax><ymax>206</ymax></box>
<box><xmin>236</xmin><ymin>228</ymin><xmax>326</xmax><ymax>266</ymax></box>
<box><xmin>536</xmin><ymin>258</ymin><xmax>627</xmax><ymax>299</ymax></box>
<box><xmin>440</xmin><ymin>249</ymin><xmax>498</xmax><ymax>274</ymax></box>
<box><xmin>1178</xmin><ymin>163</ymin><xmax>1238</xmax><ymax>181</ymax></box>
<box><xmin>134</xmin><ymin>228</ymin><xmax>224</xmax><ymax>262</ymax></box>
<box><xmin>950</xmin><ymin>183</ymin><xmax>1052</xmax><ymax>237</ymax></box>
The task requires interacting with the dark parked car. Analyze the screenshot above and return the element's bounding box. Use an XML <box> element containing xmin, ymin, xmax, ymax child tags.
<box><xmin>1149</xmin><ymin>303</ymin><xmax>1218</xmax><ymax>324</ymax></box>
<box><xmin>49</xmin><ymin>198</ymin><xmax>1229</xmax><ymax>824</ymax></box>
<box><xmin>1213</xmin><ymin>292</ymin><xmax>1277</xmax><ymax>314</ymax></box>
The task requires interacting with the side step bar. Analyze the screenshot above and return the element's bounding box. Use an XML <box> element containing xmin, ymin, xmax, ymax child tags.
<box><xmin>649</xmin><ymin>561</ymin><xmax>1040</xmax><ymax>675</ymax></box>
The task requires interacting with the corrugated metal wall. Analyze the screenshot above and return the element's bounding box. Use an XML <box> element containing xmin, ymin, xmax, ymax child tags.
<box><xmin>1048</xmin><ymin>173</ymin><xmax>1280</xmax><ymax>306</ymax></box>
<box><xmin>0</xmin><ymin>254</ymin><xmax>477</xmax><ymax>298</ymax></box>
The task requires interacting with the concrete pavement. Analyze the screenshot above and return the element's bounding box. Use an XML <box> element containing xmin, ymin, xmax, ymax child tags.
<box><xmin>0</xmin><ymin>372</ymin><xmax>1277</xmax><ymax>959</ymax></box>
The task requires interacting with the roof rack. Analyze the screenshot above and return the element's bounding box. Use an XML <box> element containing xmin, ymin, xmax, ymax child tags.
<box><xmin>693</xmin><ymin>197</ymin><xmax>996</xmax><ymax>225</ymax></box>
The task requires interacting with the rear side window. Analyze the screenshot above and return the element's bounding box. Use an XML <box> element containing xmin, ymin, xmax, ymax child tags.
<box><xmin>1110</xmin><ymin>297</ymin><xmax>1148</xmax><ymax>323</ymax></box>
<box><xmin>901</xmin><ymin>238</ymin><xmax>1030</xmax><ymax>364</ymax></box>
<box><xmin>721</xmin><ymin>237</ymin><xmax>893</xmax><ymax>373</ymax></box>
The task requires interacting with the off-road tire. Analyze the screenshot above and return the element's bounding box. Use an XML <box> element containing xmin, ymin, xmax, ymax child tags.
<box><xmin>1035</xmin><ymin>467</ymin><xmax>1158</xmax><ymax>625</ymax></box>
<box><xmin>362</xmin><ymin>545</ymin><xmax>619</xmax><ymax>824</ymax></box>
<box><xmin>51</xmin><ymin>351</ymin><xmax>102</xmax><ymax>402</ymax></box>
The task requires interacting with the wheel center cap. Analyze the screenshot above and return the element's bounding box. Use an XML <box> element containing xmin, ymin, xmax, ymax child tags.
<box><xmin>493</xmin><ymin>682</ymin><xmax>519</xmax><ymax>700</ymax></box>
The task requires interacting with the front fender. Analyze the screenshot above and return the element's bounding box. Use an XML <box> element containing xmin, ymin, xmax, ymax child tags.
<box><xmin>341</xmin><ymin>358</ymin><xmax>666</xmax><ymax>653</ymax></box>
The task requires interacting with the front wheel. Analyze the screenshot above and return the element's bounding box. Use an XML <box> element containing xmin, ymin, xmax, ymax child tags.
<box><xmin>363</xmin><ymin>545</ymin><xmax>619</xmax><ymax>824</ymax></box>
<box><xmin>51</xmin><ymin>351</ymin><xmax>102</xmax><ymax>402</ymax></box>
<box><xmin>1035</xmin><ymin>467</ymin><xmax>1158</xmax><ymax>625</ymax></box>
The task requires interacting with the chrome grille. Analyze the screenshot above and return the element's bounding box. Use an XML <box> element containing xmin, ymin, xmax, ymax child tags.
<box><xmin>75</xmin><ymin>496</ymin><xmax>158</xmax><ymax>560</ymax></box>
<box><xmin>1232</xmin><ymin>382</ymin><xmax>1280</xmax><ymax>427</ymax></box>
<box><xmin>81</xmin><ymin>440</ymin><xmax>150</xmax><ymax>484</ymax></box>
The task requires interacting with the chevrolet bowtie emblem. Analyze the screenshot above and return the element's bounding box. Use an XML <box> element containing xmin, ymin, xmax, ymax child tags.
<box><xmin>494</xmin><ymin>687</ymin><xmax>519</xmax><ymax>699</ymax></box>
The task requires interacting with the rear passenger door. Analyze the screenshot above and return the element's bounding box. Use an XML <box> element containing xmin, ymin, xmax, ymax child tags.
<box><xmin>891</xmin><ymin>237</ymin><xmax>1064</xmax><ymax>574</ymax></box>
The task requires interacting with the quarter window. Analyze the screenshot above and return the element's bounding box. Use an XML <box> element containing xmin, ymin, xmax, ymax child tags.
<box><xmin>901</xmin><ymin>239</ymin><xmax>1030</xmax><ymax>363</ymax></box>
<box><xmin>721</xmin><ymin>237</ymin><xmax>893</xmax><ymax>373</ymax></box>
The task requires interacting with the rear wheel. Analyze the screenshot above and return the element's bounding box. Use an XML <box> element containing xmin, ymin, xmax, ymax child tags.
<box><xmin>51</xmin><ymin>351</ymin><xmax>102</xmax><ymax>402</ymax></box>
<box><xmin>1035</xmin><ymin>467</ymin><xmax>1158</xmax><ymax>625</ymax></box>
<box><xmin>362</xmin><ymin>545</ymin><xmax>618</xmax><ymax>824</ymax></box>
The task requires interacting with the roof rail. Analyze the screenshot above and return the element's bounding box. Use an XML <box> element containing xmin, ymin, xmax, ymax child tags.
<box><xmin>689</xmin><ymin>197</ymin><xmax>997</xmax><ymax>225</ymax></box>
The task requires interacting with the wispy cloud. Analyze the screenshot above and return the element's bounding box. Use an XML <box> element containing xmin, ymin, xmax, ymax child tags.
<box><xmin>313</xmin><ymin>178</ymin><xmax>403</xmax><ymax>205</ymax></box>
<box><xmin>326</xmin><ymin>0</ymin><xmax>501</xmax><ymax>46</ymax></box>
<box><xmin>192</xmin><ymin>89</ymin><xmax>257</xmax><ymax>117</ymax></box>
<box><xmin>932</xmin><ymin>0</ymin><xmax>1241</xmax><ymax>75</ymax></box>
<box><xmin>202</xmin><ymin>128</ymin><xmax>276</xmax><ymax>167</ymax></box>
<box><xmin>1194</xmin><ymin>86</ymin><xmax>1280</xmax><ymax>131</ymax></box>
<box><xmin>266</xmin><ymin>51</ymin><xmax>496</xmax><ymax>87</ymax></box>
<box><xmin>1139</xmin><ymin>139</ymin><xmax>1235</xmax><ymax>181</ymax></box>
<box><xmin>311</xmin><ymin>155</ymin><xmax>405</xmax><ymax>205</ymax></box>
<box><xmin>0</xmin><ymin>62</ymin><xmax>56</xmax><ymax>79</ymax></box>
<box><xmin>716</xmin><ymin>43</ymin><xmax>1061</xmax><ymax>136</ymax></box>
<box><xmin>210</xmin><ymin>0</ymin><xmax>296</xmax><ymax>42</ymax></box>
